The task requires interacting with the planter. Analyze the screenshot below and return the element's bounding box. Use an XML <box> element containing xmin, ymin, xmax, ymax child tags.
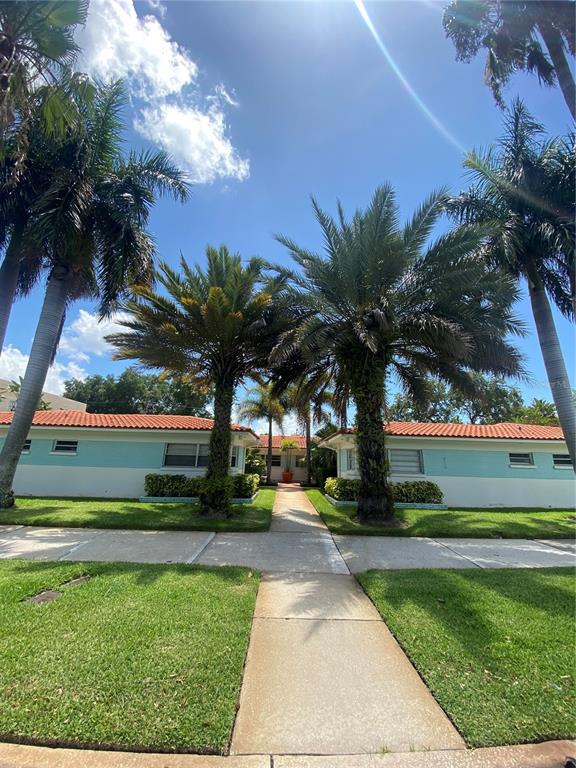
<box><xmin>281</xmin><ymin>470</ymin><xmax>294</xmax><ymax>483</ymax></box>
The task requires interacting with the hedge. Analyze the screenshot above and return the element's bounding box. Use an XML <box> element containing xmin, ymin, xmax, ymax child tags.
<box><xmin>144</xmin><ymin>473</ymin><xmax>260</xmax><ymax>500</ymax></box>
<box><xmin>324</xmin><ymin>477</ymin><xmax>443</xmax><ymax>504</ymax></box>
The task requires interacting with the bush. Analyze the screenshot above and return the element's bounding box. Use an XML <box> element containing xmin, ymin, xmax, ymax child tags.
<box><xmin>144</xmin><ymin>474</ymin><xmax>202</xmax><ymax>497</ymax></box>
<box><xmin>233</xmin><ymin>473</ymin><xmax>260</xmax><ymax>499</ymax></box>
<box><xmin>199</xmin><ymin>475</ymin><xmax>234</xmax><ymax>513</ymax></box>
<box><xmin>324</xmin><ymin>477</ymin><xmax>443</xmax><ymax>504</ymax></box>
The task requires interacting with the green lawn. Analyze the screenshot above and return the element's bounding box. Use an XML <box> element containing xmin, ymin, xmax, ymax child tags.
<box><xmin>358</xmin><ymin>567</ymin><xmax>576</xmax><ymax>747</ymax></box>
<box><xmin>307</xmin><ymin>489</ymin><xmax>576</xmax><ymax>538</ymax></box>
<box><xmin>1</xmin><ymin>488</ymin><xmax>275</xmax><ymax>532</ymax></box>
<box><xmin>0</xmin><ymin>559</ymin><xmax>259</xmax><ymax>753</ymax></box>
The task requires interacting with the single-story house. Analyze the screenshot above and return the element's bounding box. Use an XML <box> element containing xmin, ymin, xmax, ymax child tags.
<box><xmin>0</xmin><ymin>411</ymin><xmax>260</xmax><ymax>498</ymax></box>
<box><xmin>320</xmin><ymin>422</ymin><xmax>575</xmax><ymax>508</ymax></box>
<box><xmin>257</xmin><ymin>434</ymin><xmax>307</xmax><ymax>483</ymax></box>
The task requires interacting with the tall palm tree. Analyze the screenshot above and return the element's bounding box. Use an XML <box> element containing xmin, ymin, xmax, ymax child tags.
<box><xmin>443</xmin><ymin>0</ymin><xmax>576</xmax><ymax>119</ymax></box>
<box><xmin>0</xmin><ymin>81</ymin><xmax>189</xmax><ymax>508</ymax></box>
<box><xmin>107</xmin><ymin>248</ymin><xmax>290</xmax><ymax>515</ymax></box>
<box><xmin>0</xmin><ymin>1</ymin><xmax>89</xmax><ymax>176</ymax></box>
<box><xmin>448</xmin><ymin>100</ymin><xmax>575</xmax><ymax>467</ymax></box>
<box><xmin>237</xmin><ymin>383</ymin><xmax>285</xmax><ymax>484</ymax></box>
<box><xmin>275</xmin><ymin>185</ymin><xmax>524</xmax><ymax>522</ymax></box>
<box><xmin>282</xmin><ymin>381</ymin><xmax>333</xmax><ymax>485</ymax></box>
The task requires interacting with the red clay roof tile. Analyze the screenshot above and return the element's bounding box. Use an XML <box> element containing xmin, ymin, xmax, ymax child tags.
<box><xmin>324</xmin><ymin>421</ymin><xmax>565</xmax><ymax>441</ymax></box>
<box><xmin>258</xmin><ymin>434</ymin><xmax>307</xmax><ymax>449</ymax></box>
<box><xmin>0</xmin><ymin>410</ymin><xmax>258</xmax><ymax>438</ymax></box>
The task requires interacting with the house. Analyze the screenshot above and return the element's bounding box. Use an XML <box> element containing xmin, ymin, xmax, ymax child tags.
<box><xmin>257</xmin><ymin>434</ymin><xmax>307</xmax><ymax>483</ymax></box>
<box><xmin>320</xmin><ymin>422</ymin><xmax>575</xmax><ymax>508</ymax></box>
<box><xmin>0</xmin><ymin>379</ymin><xmax>87</xmax><ymax>412</ymax></box>
<box><xmin>0</xmin><ymin>411</ymin><xmax>260</xmax><ymax>499</ymax></box>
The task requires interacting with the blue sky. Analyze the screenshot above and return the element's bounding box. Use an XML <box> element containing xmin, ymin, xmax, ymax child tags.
<box><xmin>1</xmin><ymin>0</ymin><xmax>574</xmax><ymax>412</ymax></box>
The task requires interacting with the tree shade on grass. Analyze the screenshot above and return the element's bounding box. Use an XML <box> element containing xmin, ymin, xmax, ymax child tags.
<box><xmin>0</xmin><ymin>559</ymin><xmax>259</xmax><ymax>753</ymax></box>
<box><xmin>2</xmin><ymin>489</ymin><xmax>275</xmax><ymax>532</ymax></box>
<box><xmin>306</xmin><ymin>489</ymin><xmax>576</xmax><ymax>538</ymax></box>
<box><xmin>358</xmin><ymin>567</ymin><xmax>576</xmax><ymax>747</ymax></box>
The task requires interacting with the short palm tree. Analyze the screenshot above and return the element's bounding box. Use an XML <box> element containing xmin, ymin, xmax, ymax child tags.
<box><xmin>0</xmin><ymin>81</ymin><xmax>189</xmax><ymax>508</ymax></box>
<box><xmin>443</xmin><ymin>0</ymin><xmax>576</xmax><ymax>119</ymax></box>
<box><xmin>108</xmin><ymin>248</ymin><xmax>290</xmax><ymax>515</ymax></box>
<box><xmin>237</xmin><ymin>383</ymin><xmax>285</xmax><ymax>484</ymax></box>
<box><xmin>448</xmin><ymin>100</ymin><xmax>575</xmax><ymax>467</ymax></box>
<box><xmin>282</xmin><ymin>381</ymin><xmax>333</xmax><ymax>485</ymax></box>
<box><xmin>275</xmin><ymin>185</ymin><xmax>523</xmax><ymax>522</ymax></box>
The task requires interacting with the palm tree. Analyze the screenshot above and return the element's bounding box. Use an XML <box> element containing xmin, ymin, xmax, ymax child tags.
<box><xmin>275</xmin><ymin>185</ymin><xmax>524</xmax><ymax>522</ymax></box>
<box><xmin>443</xmin><ymin>0</ymin><xmax>576</xmax><ymax>119</ymax></box>
<box><xmin>237</xmin><ymin>383</ymin><xmax>286</xmax><ymax>484</ymax></box>
<box><xmin>107</xmin><ymin>248</ymin><xmax>290</xmax><ymax>515</ymax></box>
<box><xmin>448</xmin><ymin>100</ymin><xmax>575</xmax><ymax>467</ymax></box>
<box><xmin>0</xmin><ymin>81</ymin><xmax>189</xmax><ymax>508</ymax></box>
<box><xmin>282</xmin><ymin>382</ymin><xmax>333</xmax><ymax>485</ymax></box>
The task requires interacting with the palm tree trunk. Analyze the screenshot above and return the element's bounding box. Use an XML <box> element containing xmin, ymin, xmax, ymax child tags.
<box><xmin>528</xmin><ymin>278</ymin><xmax>576</xmax><ymax>469</ymax></box>
<box><xmin>538</xmin><ymin>21</ymin><xmax>576</xmax><ymax>120</ymax></box>
<box><xmin>0</xmin><ymin>268</ymin><xmax>69</xmax><ymax>508</ymax></box>
<box><xmin>201</xmin><ymin>378</ymin><xmax>234</xmax><ymax>515</ymax></box>
<box><xmin>305</xmin><ymin>410</ymin><xmax>312</xmax><ymax>485</ymax></box>
<box><xmin>0</xmin><ymin>222</ymin><xmax>25</xmax><ymax>355</ymax></box>
<box><xmin>266</xmin><ymin>414</ymin><xmax>273</xmax><ymax>485</ymax></box>
<box><xmin>348</xmin><ymin>358</ymin><xmax>394</xmax><ymax>522</ymax></box>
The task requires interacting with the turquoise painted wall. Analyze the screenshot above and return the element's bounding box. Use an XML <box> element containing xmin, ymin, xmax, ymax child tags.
<box><xmin>338</xmin><ymin>447</ymin><xmax>571</xmax><ymax>480</ymax></box>
<box><xmin>0</xmin><ymin>437</ymin><xmax>248</xmax><ymax>471</ymax></box>
<box><xmin>1</xmin><ymin>438</ymin><xmax>166</xmax><ymax>469</ymax></box>
<box><xmin>422</xmin><ymin>448</ymin><xmax>566</xmax><ymax>480</ymax></box>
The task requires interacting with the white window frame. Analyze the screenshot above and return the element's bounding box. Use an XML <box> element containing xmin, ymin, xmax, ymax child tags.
<box><xmin>345</xmin><ymin>449</ymin><xmax>356</xmax><ymax>471</ymax></box>
<box><xmin>508</xmin><ymin>452</ymin><xmax>535</xmax><ymax>468</ymax></box>
<box><xmin>553</xmin><ymin>453</ymin><xmax>572</xmax><ymax>469</ymax></box>
<box><xmin>230</xmin><ymin>445</ymin><xmax>239</xmax><ymax>468</ymax></box>
<box><xmin>51</xmin><ymin>440</ymin><xmax>78</xmax><ymax>455</ymax></box>
<box><xmin>21</xmin><ymin>439</ymin><xmax>31</xmax><ymax>454</ymax></box>
<box><xmin>388</xmin><ymin>448</ymin><xmax>423</xmax><ymax>475</ymax></box>
<box><xmin>270</xmin><ymin>454</ymin><xmax>282</xmax><ymax>467</ymax></box>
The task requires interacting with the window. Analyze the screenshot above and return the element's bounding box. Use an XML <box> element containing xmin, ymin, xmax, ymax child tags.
<box><xmin>21</xmin><ymin>439</ymin><xmax>31</xmax><ymax>454</ymax></box>
<box><xmin>345</xmin><ymin>449</ymin><xmax>356</xmax><ymax>471</ymax></box>
<box><xmin>164</xmin><ymin>443</ymin><xmax>208</xmax><ymax>467</ymax></box>
<box><xmin>52</xmin><ymin>440</ymin><xmax>78</xmax><ymax>454</ymax></box>
<box><xmin>509</xmin><ymin>452</ymin><xmax>534</xmax><ymax>467</ymax></box>
<box><xmin>230</xmin><ymin>445</ymin><xmax>239</xmax><ymax>468</ymax></box>
<box><xmin>270</xmin><ymin>454</ymin><xmax>281</xmax><ymax>467</ymax></box>
<box><xmin>389</xmin><ymin>449</ymin><xmax>423</xmax><ymax>475</ymax></box>
<box><xmin>553</xmin><ymin>454</ymin><xmax>572</xmax><ymax>468</ymax></box>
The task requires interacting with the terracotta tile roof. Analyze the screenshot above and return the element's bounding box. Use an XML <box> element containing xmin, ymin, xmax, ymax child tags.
<box><xmin>0</xmin><ymin>410</ymin><xmax>258</xmax><ymax>438</ymax></box>
<box><xmin>258</xmin><ymin>433</ymin><xmax>307</xmax><ymax>449</ymax></box>
<box><xmin>322</xmin><ymin>421</ymin><xmax>565</xmax><ymax>442</ymax></box>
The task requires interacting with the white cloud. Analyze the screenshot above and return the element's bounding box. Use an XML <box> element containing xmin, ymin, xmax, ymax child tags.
<box><xmin>77</xmin><ymin>0</ymin><xmax>250</xmax><ymax>184</ymax></box>
<box><xmin>59</xmin><ymin>310</ymin><xmax>129</xmax><ymax>362</ymax></box>
<box><xmin>135</xmin><ymin>103</ymin><xmax>250</xmax><ymax>184</ymax></box>
<box><xmin>0</xmin><ymin>346</ymin><xmax>87</xmax><ymax>395</ymax></box>
<box><xmin>77</xmin><ymin>0</ymin><xmax>196</xmax><ymax>99</ymax></box>
<box><xmin>145</xmin><ymin>0</ymin><xmax>166</xmax><ymax>19</ymax></box>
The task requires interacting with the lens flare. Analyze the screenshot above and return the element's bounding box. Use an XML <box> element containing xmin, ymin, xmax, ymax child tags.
<box><xmin>353</xmin><ymin>0</ymin><xmax>465</xmax><ymax>154</ymax></box>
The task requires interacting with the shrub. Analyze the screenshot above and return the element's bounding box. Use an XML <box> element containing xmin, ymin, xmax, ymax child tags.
<box><xmin>199</xmin><ymin>475</ymin><xmax>234</xmax><ymax>513</ymax></box>
<box><xmin>144</xmin><ymin>474</ymin><xmax>202</xmax><ymax>497</ymax></box>
<box><xmin>324</xmin><ymin>477</ymin><xmax>443</xmax><ymax>504</ymax></box>
<box><xmin>233</xmin><ymin>473</ymin><xmax>260</xmax><ymax>499</ymax></box>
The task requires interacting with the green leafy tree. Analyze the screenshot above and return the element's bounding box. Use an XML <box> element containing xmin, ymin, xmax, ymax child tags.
<box><xmin>513</xmin><ymin>398</ymin><xmax>560</xmax><ymax>426</ymax></box>
<box><xmin>443</xmin><ymin>0</ymin><xmax>576</xmax><ymax>119</ymax></box>
<box><xmin>0</xmin><ymin>81</ymin><xmax>188</xmax><ymax>508</ymax></box>
<box><xmin>0</xmin><ymin>376</ymin><xmax>50</xmax><ymax>411</ymax></box>
<box><xmin>275</xmin><ymin>185</ymin><xmax>523</xmax><ymax>522</ymax></box>
<box><xmin>386</xmin><ymin>380</ymin><xmax>462</xmax><ymax>423</ymax></box>
<box><xmin>237</xmin><ymin>383</ymin><xmax>285</xmax><ymax>484</ymax></box>
<box><xmin>62</xmin><ymin>369</ymin><xmax>211</xmax><ymax>416</ymax></box>
<box><xmin>107</xmin><ymin>247</ymin><xmax>290</xmax><ymax>516</ymax></box>
<box><xmin>449</xmin><ymin>101</ymin><xmax>575</xmax><ymax>466</ymax></box>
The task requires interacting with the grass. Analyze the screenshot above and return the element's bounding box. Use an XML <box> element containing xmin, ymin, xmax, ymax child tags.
<box><xmin>0</xmin><ymin>559</ymin><xmax>259</xmax><ymax>753</ymax></box>
<box><xmin>307</xmin><ymin>489</ymin><xmax>576</xmax><ymax>538</ymax></box>
<box><xmin>358</xmin><ymin>567</ymin><xmax>576</xmax><ymax>747</ymax></box>
<box><xmin>0</xmin><ymin>488</ymin><xmax>275</xmax><ymax>532</ymax></box>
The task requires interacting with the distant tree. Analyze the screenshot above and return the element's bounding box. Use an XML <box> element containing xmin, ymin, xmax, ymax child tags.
<box><xmin>0</xmin><ymin>376</ymin><xmax>50</xmax><ymax>411</ymax></box>
<box><xmin>236</xmin><ymin>383</ymin><xmax>285</xmax><ymax>484</ymax></box>
<box><xmin>386</xmin><ymin>380</ymin><xmax>462</xmax><ymax>423</ymax></box>
<box><xmin>63</xmin><ymin>369</ymin><xmax>211</xmax><ymax>416</ymax></box>
<box><xmin>443</xmin><ymin>0</ymin><xmax>576</xmax><ymax>119</ymax></box>
<box><xmin>244</xmin><ymin>447</ymin><xmax>265</xmax><ymax>475</ymax></box>
<box><xmin>451</xmin><ymin>374</ymin><xmax>524</xmax><ymax>424</ymax></box>
<box><xmin>513</xmin><ymin>398</ymin><xmax>560</xmax><ymax>426</ymax></box>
